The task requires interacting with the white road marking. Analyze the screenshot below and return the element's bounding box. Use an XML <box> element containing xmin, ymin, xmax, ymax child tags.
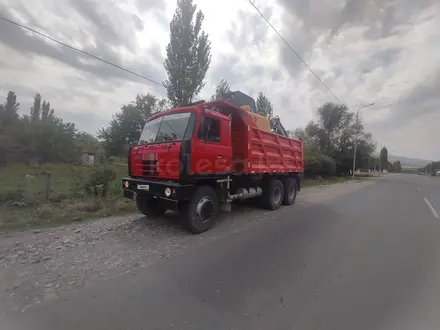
<box><xmin>416</xmin><ymin>188</ymin><xmax>420</xmax><ymax>192</ymax></box>
<box><xmin>424</xmin><ymin>198</ymin><xmax>439</xmax><ymax>220</ymax></box>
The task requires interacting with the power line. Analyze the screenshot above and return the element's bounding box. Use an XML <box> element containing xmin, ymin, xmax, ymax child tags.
<box><xmin>0</xmin><ymin>16</ymin><xmax>165</xmax><ymax>87</ymax></box>
<box><xmin>0</xmin><ymin>16</ymin><xmax>207</xmax><ymax>102</ymax></box>
<box><xmin>247</xmin><ymin>0</ymin><xmax>348</xmax><ymax>107</ymax></box>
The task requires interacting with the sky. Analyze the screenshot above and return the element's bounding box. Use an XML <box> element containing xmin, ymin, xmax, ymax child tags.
<box><xmin>0</xmin><ymin>0</ymin><xmax>439</xmax><ymax>160</ymax></box>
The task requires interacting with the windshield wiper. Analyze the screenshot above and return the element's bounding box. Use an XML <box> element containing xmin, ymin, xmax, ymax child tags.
<box><xmin>156</xmin><ymin>132</ymin><xmax>173</xmax><ymax>142</ymax></box>
<box><xmin>162</xmin><ymin>120</ymin><xmax>181</xmax><ymax>140</ymax></box>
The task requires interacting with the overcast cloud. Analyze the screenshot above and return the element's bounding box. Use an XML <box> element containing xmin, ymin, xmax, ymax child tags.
<box><xmin>0</xmin><ymin>0</ymin><xmax>439</xmax><ymax>159</ymax></box>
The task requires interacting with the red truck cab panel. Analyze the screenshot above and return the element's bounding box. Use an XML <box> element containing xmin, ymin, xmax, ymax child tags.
<box><xmin>129</xmin><ymin>108</ymin><xmax>198</xmax><ymax>180</ymax></box>
<box><xmin>191</xmin><ymin>109</ymin><xmax>232</xmax><ymax>175</ymax></box>
<box><xmin>130</xmin><ymin>142</ymin><xmax>181</xmax><ymax>179</ymax></box>
<box><xmin>129</xmin><ymin>106</ymin><xmax>233</xmax><ymax>181</ymax></box>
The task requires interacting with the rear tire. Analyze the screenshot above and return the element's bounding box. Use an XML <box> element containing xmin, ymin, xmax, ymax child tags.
<box><xmin>262</xmin><ymin>179</ymin><xmax>284</xmax><ymax>210</ymax></box>
<box><xmin>182</xmin><ymin>186</ymin><xmax>219</xmax><ymax>234</ymax></box>
<box><xmin>282</xmin><ymin>177</ymin><xmax>297</xmax><ymax>205</ymax></box>
<box><xmin>136</xmin><ymin>197</ymin><xmax>166</xmax><ymax>217</ymax></box>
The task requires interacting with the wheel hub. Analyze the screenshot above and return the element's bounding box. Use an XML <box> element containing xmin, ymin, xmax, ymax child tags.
<box><xmin>196</xmin><ymin>197</ymin><xmax>214</xmax><ymax>223</ymax></box>
<box><xmin>273</xmin><ymin>187</ymin><xmax>282</xmax><ymax>205</ymax></box>
<box><xmin>288</xmin><ymin>184</ymin><xmax>295</xmax><ymax>199</ymax></box>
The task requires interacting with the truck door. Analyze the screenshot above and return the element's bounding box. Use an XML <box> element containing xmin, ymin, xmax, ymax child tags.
<box><xmin>192</xmin><ymin>114</ymin><xmax>232</xmax><ymax>175</ymax></box>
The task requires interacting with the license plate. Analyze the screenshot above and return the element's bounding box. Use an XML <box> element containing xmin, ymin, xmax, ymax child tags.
<box><xmin>137</xmin><ymin>184</ymin><xmax>150</xmax><ymax>191</ymax></box>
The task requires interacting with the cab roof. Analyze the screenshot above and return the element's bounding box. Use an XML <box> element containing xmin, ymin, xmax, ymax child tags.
<box><xmin>146</xmin><ymin>102</ymin><xmax>231</xmax><ymax>122</ymax></box>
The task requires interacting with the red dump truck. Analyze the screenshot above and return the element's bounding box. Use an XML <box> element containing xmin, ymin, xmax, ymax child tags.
<box><xmin>122</xmin><ymin>92</ymin><xmax>304</xmax><ymax>233</ymax></box>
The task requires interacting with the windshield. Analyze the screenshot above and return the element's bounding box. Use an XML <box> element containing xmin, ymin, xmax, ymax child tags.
<box><xmin>139</xmin><ymin>112</ymin><xmax>192</xmax><ymax>144</ymax></box>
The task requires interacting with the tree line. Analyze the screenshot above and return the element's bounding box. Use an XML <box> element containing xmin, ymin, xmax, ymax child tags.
<box><xmin>290</xmin><ymin>103</ymin><xmax>376</xmax><ymax>177</ymax></box>
<box><xmin>419</xmin><ymin>161</ymin><xmax>440</xmax><ymax>175</ymax></box>
<box><xmin>0</xmin><ymin>0</ymin><xmax>385</xmax><ymax>177</ymax></box>
<box><xmin>0</xmin><ymin>91</ymin><xmax>98</xmax><ymax>165</ymax></box>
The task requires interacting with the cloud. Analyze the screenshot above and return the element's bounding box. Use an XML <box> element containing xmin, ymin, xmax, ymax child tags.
<box><xmin>0</xmin><ymin>0</ymin><xmax>167</xmax><ymax>133</ymax></box>
<box><xmin>270</xmin><ymin>0</ymin><xmax>440</xmax><ymax>158</ymax></box>
<box><xmin>0</xmin><ymin>0</ymin><xmax>439</xmax><ymax>159</ymax></box>
<box><xmin>0</xmin><ymin>2</ymin><xmax>165</xmax><ymax>86</ymax></box>
<box><xmin>136</xmin><ymin>0</ymin><xmax>166</xmax><ymax>13</ymax></box>
<box><xmin>132</xmin><ymin>14</ymin><xmax>144</xmax><ymax>30</ymax></box>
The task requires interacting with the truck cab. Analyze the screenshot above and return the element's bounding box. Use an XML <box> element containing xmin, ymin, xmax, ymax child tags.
<box><xmin>129</xmin><ymin>105</ymin><xmax>232</xmax><ymax>181</ymax></box>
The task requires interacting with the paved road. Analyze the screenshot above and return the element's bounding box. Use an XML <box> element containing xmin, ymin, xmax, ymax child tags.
<box><xmin>410</xmin><ymin>174</ymin><xmax>440</xmax><ymax>220</ymax></box>
<box><xmin>3</xmin><ymin>174</ymin><xmax>440</xmax><ymax>330</ymax></box>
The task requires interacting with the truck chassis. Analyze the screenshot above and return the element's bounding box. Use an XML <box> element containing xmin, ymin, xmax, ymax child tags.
<box><xmin>122</xmin><ymin>173</ymin><xmax>300</xmax><ymax>234</ymax></box>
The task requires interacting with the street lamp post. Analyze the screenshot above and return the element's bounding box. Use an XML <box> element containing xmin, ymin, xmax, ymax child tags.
<box><xmin>352</xmin><ymin>103</ymin><xmax>375</xmax><ymax>179</ymax></box>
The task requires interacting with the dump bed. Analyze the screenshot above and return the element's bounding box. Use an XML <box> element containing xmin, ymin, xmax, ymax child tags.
<box><xmin>206</xmin><ymin>99</ymin><xmax>304</xmax><ymax>175</ymax></box>
<box><xmin>230</xmin><ymin>125</ymin><xmax>301</xmax><ymax>175</ymax></box>
<box><xmin>246</xmin><ymin>126</ymin><xmax>303</xmax><ymax>174</ymax></box>
<box><xmin>229</xmin><ymin>123</ymin><xmax>303</xmax><ymax>174</ymax></box>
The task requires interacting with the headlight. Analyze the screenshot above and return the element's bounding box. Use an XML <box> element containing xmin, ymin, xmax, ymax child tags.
<box><xmin>124</xmin><ymin>181</ymin><xmax>129</xmax><ymax>188</ymax></box>
<box><xmin>165</xmin><ymin>187</ymin><xmax>171</xmax><ymax>197</ymax></box>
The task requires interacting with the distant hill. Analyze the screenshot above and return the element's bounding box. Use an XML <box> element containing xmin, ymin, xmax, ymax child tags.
<box><xmin>388</xmin><ymin>155</ymin><xmax>430</xmax><ymax>167</ymax></box>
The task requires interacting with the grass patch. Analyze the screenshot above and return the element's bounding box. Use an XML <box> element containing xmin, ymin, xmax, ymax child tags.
<box><xmin>0</xmin><ymin>163</ymin><xmax>136</xmax><ymax>231</ymax></box>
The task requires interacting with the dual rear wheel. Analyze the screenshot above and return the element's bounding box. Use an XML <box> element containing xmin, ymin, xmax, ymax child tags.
<box><xmin>262</xmin><ymin>177</ymin><xmax>298</xmax><ymax>210</ymax></box>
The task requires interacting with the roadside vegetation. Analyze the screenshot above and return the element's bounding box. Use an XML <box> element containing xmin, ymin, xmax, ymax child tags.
<box><xmin>0</xmin><ymin>161</ymin><xmax>136</xmax><ymax>231</ymax></box>
<box><xmin>418</xmin><ymin>161</ymin><xmax>440</xmax><ymax>176</ymax></box>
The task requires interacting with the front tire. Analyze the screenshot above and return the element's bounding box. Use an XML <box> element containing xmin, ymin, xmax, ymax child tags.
<box><xmin>182</xmin><ymin>186</ymin><xmax>219</xmax><ymax>234</ymax></box>
<box><xmin>262</xmin><ymin>179</ymin><xmax>284</xmax><ymax>210</ymax></box>
<box><xmin>136</xmin><ymin>197</ymin><xmax>166</xmax><ymax>217</ymax></box>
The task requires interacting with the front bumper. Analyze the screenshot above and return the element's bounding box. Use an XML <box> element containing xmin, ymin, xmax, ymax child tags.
<box><xmin>121</xmin><ymin>177</ymin><xmax>195</xmax><ymax>204</ymax></box>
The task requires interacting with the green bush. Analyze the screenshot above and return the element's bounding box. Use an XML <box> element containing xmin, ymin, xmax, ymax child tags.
<box><xmin>304</xmin><ymin>147</ymin><xmax>336</xmax><ymax>178</ymax></box>
<box><xmin>106</xmin><ymin>156</ymin><xmax>126</xmax><ymax>165</ymax></box>
<box><xmin>319</xmin><ymin>154</ymin><xmax>336</xmax><ymax>177</ymax></box>
<box><xmin>84</xmin><ymin>167</ymin><xmax>116</xmax><ymax>197</ymax></box>
<box><xmin>0</xmin><ymin>190</ymin><xmax>25</xmax><ymax>204</ymax></box>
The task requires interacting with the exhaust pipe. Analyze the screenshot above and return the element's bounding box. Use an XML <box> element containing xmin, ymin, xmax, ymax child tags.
<box><xmin>229</xmin><ymin>187</ymin><xmax>262</xmax><ymax>201</ymax></box>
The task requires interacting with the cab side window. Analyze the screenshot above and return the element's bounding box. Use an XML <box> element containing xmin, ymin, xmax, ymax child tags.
<box><xmin>198</xmin><ymin>115</ymin><xmax>220</xmax><ymax>143</ymax></box>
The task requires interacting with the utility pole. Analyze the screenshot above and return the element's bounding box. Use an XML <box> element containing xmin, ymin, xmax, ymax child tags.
<box><xmin>379</xmin><ymin>142</ymin><xmax>383</xmax><ymax>172</ymax></box>
<box><xmin>352</xmin><ymin>111</ymin><xmax>359</xmax><ymax>179</ymax></box>
<box><xmin>352</xmin><ymin>103</ymin><xmax>375</xmax><ymax>179</ymax></box>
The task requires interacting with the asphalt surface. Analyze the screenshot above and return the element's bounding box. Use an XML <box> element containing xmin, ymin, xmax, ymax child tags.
<box><xmin>3</xmin><ymin>174</ymin><xmax>440</xmax><ymax>330</ymax></box>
